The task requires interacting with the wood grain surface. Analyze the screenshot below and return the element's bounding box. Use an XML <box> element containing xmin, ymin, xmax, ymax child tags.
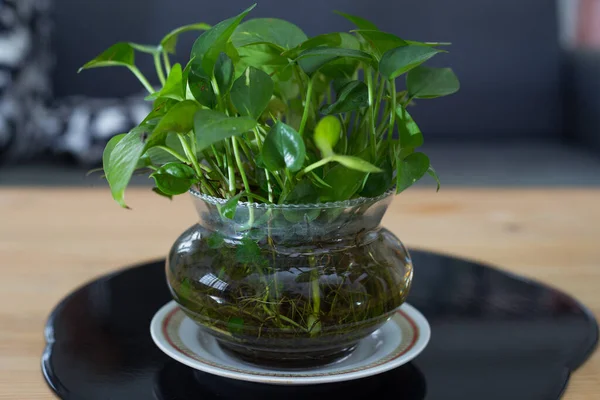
<box><xmin>0</xmin><ymin>187</ymin><xmax>598</xmax><ymax>399</ymax></box>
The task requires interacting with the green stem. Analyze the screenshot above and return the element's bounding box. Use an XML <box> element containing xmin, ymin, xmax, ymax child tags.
<box><xmin>293</xmin><ymin>66</ymin><xmax>307</xmax><ymax>103</ymax></box>
<box><xmin>154</xmin><ymin>52</ymin><xmax>166</xmax><ymax>86</ymax></box>
<box><xmin>130</xmin><ymin>66</ymin><xmax>154</xmax><ymax>94</ymax></box>
<box><xmin>155</xmin><ymin>146</ymin><xmax>191</xmax><ymax>165</ymax></box>
<box><xmin>224</xmin><ymin>141</ymin><xmax>236</xmax><ymax>195</ymax></box>
<box><xmin>177</xmin><ymin>134</ymin><xmax>216</xmax><ymax>196</ymax></box>
<box><xmin>388</xmin><ymin>79</ymin><xmax>397</xmax><ymax>144</ymax></box>
<box><xmin>299</xmin><ymin>76</ymin><xmax>314</xmax><ymax>137</ymax></box>
<box><xmin>232</xmin><ymin>137</ymin><xmax>255</xmax><ymax>226</ymax></box>
<box><xmin>300</xmin><ymin>157</ymin><xmax>332</xmax><ymax>177</ymax></box>
<box><xmin>162</xmin><ymin>51</ymin><xmax>172</xmax><ymax>75</ymax></box>
<box><xmin>366</xmin><ymin>69</ymin><xmax>377</xmax><ymax>159</ymax></box>
<box><xmin>308</xmin><ymin>255</ymin><xmax>321</xmax><ymax>336</ymax></box>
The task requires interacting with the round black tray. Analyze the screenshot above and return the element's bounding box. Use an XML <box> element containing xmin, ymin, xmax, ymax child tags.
<box><xmin>42</xmin><ymin>250</ymin><xmax>598</xmax><ymax>400</ymax></box>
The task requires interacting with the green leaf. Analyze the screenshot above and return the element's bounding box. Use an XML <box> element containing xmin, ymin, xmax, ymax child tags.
<box><xmin>194</xmin><ymin>110</ymin><xmax>256</xmax><ymax>152</ymax></box>
<box><xmin>106</xmin><ymin>125</ymin><xmax>153</xmax><ymax>208</ymax></box>
<box><xmin>354</xmin><ymin>30</ymin><xmax>408</xmax><ymax>59</ymax></box>
<box><xmin>334</xmin><ymin>11</ymin><xmax>379</xmax><ymax>30</ymax></box>
<box><xmin>220</xmin><ymin>193</ymin><xmax>243</xmax><ymax>219</ymax></box>
<box><xmin>321</xmin><ymin>165</ymin><xmax>367</xmax><ymax>202</ymax></box>
<box><xmin>396</xmin><ymin>105</ymin><xmax>424</xmax><ymax>148</ymax></box>
<box><xmin>262</xmin><ymin>121</ymin><xmax>306</xmax><ymax>172</ymax></box>
<box><xmin>236</xmin><ymin>237</ymin><xmax>261</xmax><ymax>264</ymax></box>
<box><xmin>331</xmin><ymin>155</ymin><xmax>382</xmax><ymax>173</ymax></box>
<box><xmin>148</xmin><ymin>100</ymin><xmax>201</xmax><ymax>147</ymax></box>
<box><xmin>297</xmin><ymin>48</ymin><xmax>374</xmax><ymax>76</ymax></box>
<box><xmin>146</xmin><ymin>63</ymin><xmax>184</xmax><ymax>101</ymax></box>
<box><xmin>360</xmin><ymin>159</ymin><xmax>393</xmax><ymax>197</ymax></box>
<box><xmin>152</xmin><ymin>187</ymin><xmax>173</xmax><ymax>200</ymax></box>
<box><xmin>230</xmin><ymin>67</ymin><xmax>274</xmax><ymax>120</ymax></box>
<box><xmin>396</xmin><ymin>152</ymin><xmax>430</xmax><ymax>193</ymax></box>
<box><xmin>207</xmin><ymin>232</ymin><xmax>225</xmax><ymax>248</ymax></box>
<box><xmin>227</xmin><ymin>317</ymin><xmax>245</xmax><ymax>335</ymax></box>
<box><xmin>427</xmin><ymin>165</ymin><xmax>441</xmax><ymax>192</ymax></box>
<box><xmin>161</xmin><ymin>23</ymin><xmax>212</xmax><ymax>54</ymax></box>
<box><xmin>190</xmin><ymin>5</ymin><xmax>255</xmax><ymax>77</ymax></box>
<box><xmin>151</xmin><ymin>162</ymin><xmax>197</xmax><ymax>196</ymax></box>
<box><xmin>79</xmin><ymin>42</ymin><xmax>135</xmax><ymax>71</ymax></box>
<box><xmin>102</xmin><ymin>134</ymin><xmax>126</xmax><ymax>177</ymax></box>
<box><xmin>214</xmin><ymin>52</ymin><xmax>235</xmax><ymax>94</ymax></box>
<box><xmin>314</xmin><ymin>116</ymin><xmax>341</xmax><ymax>156</ymax></box>
<box><xmin>187</xmin><ymin>62</ymin><xmax>217</xmax><ymax>107</ymax></box>
<box><xmin>282</xmin><ymin>179</ymin><xmax>320</xmax><ymax>222</ymax></box>
<box><xmin>233</xmin><ymin>18</ymin><xmax>308</xmax><ymax>50</ymax></box>
<box><xmin>281</xmin><ymin>33</ymin><xmax>346</xmax><ymax>59</ymax></box>
<box><xmin>379</xmin><ymin>45</ymin><xmax>441</xmax><ymax>79</ymax></box>
<box><xmin>407</xmin><ymin>66</ymin><xmax>460</xmax><ymax>99</ymax></box>
<box><xmin>320</xmin><ymin>80</ymin><xmax>368</xmax><ymax>115</ymax></box>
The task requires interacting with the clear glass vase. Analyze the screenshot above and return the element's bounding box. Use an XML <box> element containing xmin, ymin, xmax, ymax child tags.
<box><xmin>166</xmin><ymin>189</ymin><xmax>413</xmax><ymax>367</ymax></box>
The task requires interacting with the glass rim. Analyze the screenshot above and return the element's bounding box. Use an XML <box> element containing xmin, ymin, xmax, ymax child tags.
<box><xmin>189</xmin><ymin>188</ymin><xmax>395</xmax><ymax>209</ymax></box>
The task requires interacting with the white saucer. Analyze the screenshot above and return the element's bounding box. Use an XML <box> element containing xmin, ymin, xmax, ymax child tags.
<box><xmin>150</xmin><ymin>300</ymin><xmax>430</xmax><ymax>385</ymax></box>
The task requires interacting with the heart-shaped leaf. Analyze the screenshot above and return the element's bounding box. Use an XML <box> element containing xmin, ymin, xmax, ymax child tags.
<box><xmin>233</xmin><ymin>18</ymin><xmax>308</xmax><ymax>50</ymax></box>
<box><xmin>334</xmin><ymin>11</ymin><xmax>379</xmax><ymax>30</ymax></box>
<box><xmin>187</xmin><ymin>61</ymin><xmax>217</xmax><ymax>107</ymax></box>
<box><xmin>396</xmin><ymin>105</ymin><xmax>424</xmax><ymax>148</ymax></box>
<box><xmin>191</xmin><ymin>4</ymin><xmax>255</xmax><ymax>77</ymax></box>
<box><xmin>320</xmin><ymin>80</ymin><xmax>368</xmax><ymax>115</ymax></box>
<box><xmin>262</xmin><ymin>121</ymin><xmax>306</xmax><ymax>172</ymax></box>
<box><xmin>161</xmin><ymin>23</ymin><xmax>212</xmax><ymax>54</ymax></box>
<box><xmin>146</xmin><ymin>63</ymin><xmax>184</xmax><ymax>101</ymax></box>
<box><xmin>360</xmin><ymin>158</ymin><xmax>393</xmax><ymax>197</ymax></box>
<box><xmin>103</xmin><ymin>134</ymin><xmax>126</xmax><ymax>177</ymax></box>
<box><xmin>282</xmin><ymin>32</ymin><xmax>359</xmax><ymax>59</ymax></box>
<box><xmin>194</xmin><ymin>110</ymin><xmax>257</xmax><ymax>152</ymax></box>
<box><xmin>320</xmin><ymin>164</ymin><xmax>367</xmax><ymax>202</ymax></box>
<box><xmin>297</xmin><ymin>48</ymin><xmax>374</xmax><ymax>76</ymax></box>
<box><xmin>230</xmin><ymin>67</ymin><xmax>274</xmax><ymax>120</ymax></box>
<box><xmin>314</xmin><ymin>116</ymin><xmax>341</xmax><ymax>156</ymax></box>
<box><xmin>354</xmin><ymin>30</ymin><xmax>408</xmax><ymax>59</ymax></box>
<box><xmin>220</xmin><ymin>193</ymin><xmax>243</xmax><ymax>219</ymax></box>
<box><xmin>396</xmin><ymin>152</ymin><xmax>430</xmax><ymax>193</ymax></box>
<box><xmin>379</xmin><ymin>45</ymin><xmax>441</xmax><ymax>79</ymax></box>
<box><xmin>331</xmin><ymin>155</ymin><xmax>382</xmax><ymax>173</ymax></box>
<box><xmin>106</xmin><ymin>124</ymin><xmax>154</xmax><ymax>208</ymax></box>
<box><xmin>148</xmin><ymin>100</ymin><xmax>201</xmax><ymax>147</ymax></box>
<box><xmin>151</xmin><ymin>162</ymin><xmax>198</xmax><ymax>195</ymax></box>
<box><xmin>79</xmin><ymin>42</ymin><xmax>135</xmax><ymax>71</ymax></box>
<box><xmin>214</xmin><ymin>52</ymin><xmax>235</xmax><ymax>95</ymax></box>
<box><xmin>281</xmin><ymin>179</ymin><xmax>320</xmax><ymax>222</ymax></box>
<box><xmin>407</xmin><ymin>66</ymin><xmax>460</xmax><ymax>99</ymax></box>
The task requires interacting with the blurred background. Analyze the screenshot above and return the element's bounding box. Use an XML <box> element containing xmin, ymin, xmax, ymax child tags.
<box><xmin>1</xmin><ymin>0</ymin><xmax>599</xmax><ymax>186</ymax></box>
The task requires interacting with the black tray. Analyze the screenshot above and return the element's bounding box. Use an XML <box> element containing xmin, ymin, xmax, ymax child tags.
<box><xmin>42</xmin><ymin>250</ymin><xmax>598</xmax><ymax>400</ymax></box>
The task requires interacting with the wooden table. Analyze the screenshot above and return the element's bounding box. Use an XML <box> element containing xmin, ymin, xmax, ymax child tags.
<box><xmin>1</xmin><ymin>188</ymin><xmax>598</xmax><ymax>399</ymax></box>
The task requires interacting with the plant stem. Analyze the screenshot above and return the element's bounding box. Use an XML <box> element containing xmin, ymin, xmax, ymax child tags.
<box><xmin>154</xmin><ymin>52</ymin><xmax>166</xmax><ymax>86</ymax></box>
<box><xmin>293</xmin><ymin>66</ymin><xmax>307</xmax><ymax>103</ymax></box>
<box><xmin>177</xmin><ymin>134</ymin><xmax>216</xmax><ymax>196</ymax></box>
<box><xmin>224</xmin><ymin>141</ymin><xmax>236</xmax><ymax>195</ymax></box>
<box><xmin>130</xmin><ymin>66</ymin><xmax>154</xmax><ymax>94</ymax></box>
<box><xmin>388</xmin><ymin>79</ymin><xmax>397</xmax><ymax>144</ymax></box>
<box><xmin>300</xmin><ymin>157</ymin><xmax>332</xmax><ymax>177</ymax></box>
<box><xmin>232</xmin><ymin>137</ymin><xmax>255</xmax><ymax>226</ymax></box>
<box><xmin>299</xmin><ymin>76</ymin><xmax>314</xmax><ymax>137</ymax></box>
<box><xmin>162</xmin><ymin>51</ymin><xmax>172</xmax><ymax>75</ymax></box>
<box><xmin>155</xmin><ymin>145</ymin><xmax>192</xmax><ymax>165</ymax></box>
<box><xmin>366</xmin><ymin>69</ymin><xmax>377</xmax><ymax>159</ymax></box>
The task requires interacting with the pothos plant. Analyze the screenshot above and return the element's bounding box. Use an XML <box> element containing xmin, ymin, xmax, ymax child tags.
<box><xmin>82</xmin><ymin>4</ymin><xmax>459</xmax><ymax>212</ymax></box>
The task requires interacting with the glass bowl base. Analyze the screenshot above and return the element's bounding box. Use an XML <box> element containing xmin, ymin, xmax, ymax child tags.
<box><xmin>217</xmin><ymin>340</ymin><xmax>358</xmax><ymax>369</ymax></box>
